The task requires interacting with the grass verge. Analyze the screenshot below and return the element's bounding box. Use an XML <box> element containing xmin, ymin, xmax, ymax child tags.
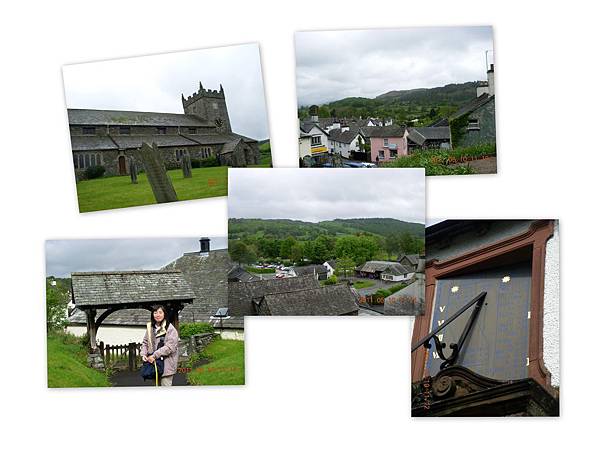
<box><xmin>187</xmin><ymin>338</ymin><xmax>245</xmax><ymax>386</ymax></box>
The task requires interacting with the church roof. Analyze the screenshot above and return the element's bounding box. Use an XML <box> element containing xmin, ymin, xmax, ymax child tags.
<box><xmin>70</xmin><ymin>135</ymin><xmax>118</xmax><ymax>151</ymax></box>
<box><xmin>68</xmin><ymin>109</ymin><xmax>214</xmax><ymax>127</ymax></box>
<box><xmin>111</xmin><ymin>134</ymin><xmax>199</xmax><ymax>149</ymax></box>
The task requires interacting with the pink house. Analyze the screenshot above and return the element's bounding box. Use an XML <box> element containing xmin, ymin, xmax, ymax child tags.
<box><xmin>367</xmin><ymin>125</ymin><xmax>408</xmax><ymax>163</ymax></box>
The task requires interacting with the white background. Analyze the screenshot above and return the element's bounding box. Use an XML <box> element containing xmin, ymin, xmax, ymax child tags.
<box><xmin>1</xmin><ymin>0</ymin><xmax>598</xmax><ymax>448</ymax></box>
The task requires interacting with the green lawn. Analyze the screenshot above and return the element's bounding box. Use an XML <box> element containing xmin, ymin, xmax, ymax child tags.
<box><xmin>47</xmin><ymin>333</ymin><xmax>111</xmax><ymax>388</ymax></box>
<box><xmin>246</xmin><ymin>266</ymin><xmax>276</xmax><ymax>274</ymax></box>
<box><xmin>353</xmin><ymin>280</ymin><xmax>376</xmax><ymax>289</ymax></box>
<box><xmin>187</xmin><ymin>338</ymin><xmax>245</xmax><ymax>386</ymax></box>
<box><xmin>76</xmin><ymin>166</ymin><xmax>228</xmax><ymax>213</ymax></box>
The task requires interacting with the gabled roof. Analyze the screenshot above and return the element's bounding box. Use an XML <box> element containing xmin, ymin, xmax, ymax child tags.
<box><xmin>407</xmin><ymin>127</ymin><xmax>451</xmax><ymax>145</ymax></box>
<box><xmin>300</xmin><ymin>121</ymin><xmax>329</xmax><ymax>135</ymax></box>
<box><xmin>356</xmin><ymin>260</ymin><xmax>411</xmax><ymax>274</ymax></box>
<box><xmin>325</xmin><ymin>260</ymin><xmax>337</xmax><ymax>269</ymax></box>
<box><xmin>68</xmin><ymin>109</ymin><xmax>213</xmax><ymax>127</ymax></box>
<box><xmin>110</xmin><ymin>134</ymin><xmax>199</xmax><ymax>149</ymax></box>
<box><xmin>448</xmin><ymin>94</ymin><xmax>495</xmax><ymax>121</ymax></box>
<box><xmin>184</xmin><ymin>133</ymin><xmax>257</xmax><ymax>145</ymax></box>
<box><xmin>71</xmin><ymin>270</ymin><xmax>195</xmax><ymax>308</ymax></box>
<box><xmin>228</xmin><ymin>275</ymin><xmax>321</xmax><ymax>316</ymax></box>
<box><xmin>398</xmin><ymin>254</ymin><xmax>420</xmax><ymax>266</ymax></box>
<box><xmin>328</xmin><ymin>127</ymin><xmax>361</xmax><ymax>144</ymax></box>
<box><xmin>363</xmin><ymin>125</ymin><xmax>406</xmax><ymax>138</ymax></box>
<box><xmin>260</xmin><ymin>284</ymin><xmax>359</xmax><ymax>315</ymax></box>
<box><xmin>293</xmin><ymin>265</ymin><xmax>328</xmax><ymax>276</ymax></box>
<box><xmin>228</xmin><ymin>266</ymin><xmax>260</xmax><ymax>282</ymax></box>
<box><xmin>220</xmin><ymin>138</ymin><xmax>243</xmax><ymax>155</ymax></box>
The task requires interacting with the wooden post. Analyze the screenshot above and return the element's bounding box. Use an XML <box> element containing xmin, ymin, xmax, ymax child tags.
<box><xmin>128</xmin><ymin>343</ymin><xmax>136</xmax><ymax>371</ymax></box>
<box><xmin>85</xmin><ymin>309</ymin><xmax>98</xmax><ymax>351</ymax></box>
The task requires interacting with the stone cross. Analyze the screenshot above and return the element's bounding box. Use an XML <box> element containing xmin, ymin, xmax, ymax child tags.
<box><xmin>182</xmin><ymin>152</ymin><xmax>193</xmax><ymax>178</ymax></box>
<box><xmin>136</xmin><ymin>142</ymin><xmax>178</xmax><ymax>203</ymax></box>
<box><xmin>130</xmin><ymin>158</ymin><xmax>138</xmax><ymax>184</ymax></box>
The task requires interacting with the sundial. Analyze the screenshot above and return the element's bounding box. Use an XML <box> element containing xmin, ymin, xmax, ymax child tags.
<box><xmin>424</xmin><ymin>261</ymin><xmax>532</xmax><ymax>381</ymax></box>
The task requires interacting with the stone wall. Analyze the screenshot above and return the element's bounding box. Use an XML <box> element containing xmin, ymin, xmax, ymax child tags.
<box><xmin>178</xmin><ymin>332</ymin><xmax>216</xmax><ymax>360</ymax></box>
<box><xmin>456</xmin><ymin>98</ymin><xmax>496</xmax><ymax>147</ymax></box>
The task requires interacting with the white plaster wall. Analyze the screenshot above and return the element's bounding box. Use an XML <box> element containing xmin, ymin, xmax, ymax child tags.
<box><xmin>67</xmin><ymin>325</ymin><xmax>145</xmax><ymax>345</ymax></box>
<box><xmin>543</xmin><ymin>220</ymin><xmax>560</xmax><ymax>387</ymax></box>
<box><xmin>299</xmin><ymin>137</ymin><xmax>311</xmax><ymax>158</ymax></box>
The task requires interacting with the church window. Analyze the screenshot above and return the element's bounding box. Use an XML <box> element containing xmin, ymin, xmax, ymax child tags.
<box><xmin>119</xmin><ymin>126</ymin><xmax>131</xmax><ymax>135</ymax></box>
<box><xmin>84</xmin><ymin>154</ymin><xmax>90</xmax><ymax>167</ymax></box>
<box><xmin>90</xmin><ymin>154</ymin><xmax>96</xmax><ymax>166</ymax></box>
<box><xmin>79</xmin><ymin>154</ymin><xmax>84</xmax><ymax>168</ymax></box>
<box><xmin>157</xmin><ymin>127</ymin><xmax>166</xmax><ymax>134</ymax></box>
<box><xmin>212</xmin><ymin>102</ymin><xmax>218</xmax><ymax>110</ymax></box>
<box><xmin>82</xmin><ymin>127</ymin><xmax>96</xmax><ymax>135</ymax></box>
<box><xmin>188</xmin><ymin>127</ymin><xmax>197</xmax><ymax>134</ymax></box>
<box><xmin>73</xmin><ymin>155</ymin><xmax>78</xmax><ymax>169</ymax></box>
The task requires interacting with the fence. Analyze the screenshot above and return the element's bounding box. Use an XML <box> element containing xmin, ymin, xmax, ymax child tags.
<box><xmin>98</xmin><ymin>341</ymin><xmax>142</xmax><ymax>371</ymax></box>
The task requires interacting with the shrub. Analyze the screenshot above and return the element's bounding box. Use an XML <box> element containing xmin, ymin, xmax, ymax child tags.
<box><xmin>388</xmin><ymin>283</ymin><xmax>407</xmax><ymax>295</ymax></box>
<box><xmin>85</xmin><ymin>165</ymin><xmax>105</xmax><ymax>179</ymax></box>
<box><xmin>179</xmin><ymin>322</ymin><xmax>214</xmax><ymax>339</ymax></box>
<box><xmin>323</xmin><ymin>275</ymin><xmax>338</xmax><ymax>285</ymax></box>
<box><xmin>199</xmin><ymin>156</ymin><xmax>219</xmax><ymax>167</ymax></box>
<box><xmin>373</xmin><ymin>288</ymin><xmax>392</xmax><ymax>299</ymax></box>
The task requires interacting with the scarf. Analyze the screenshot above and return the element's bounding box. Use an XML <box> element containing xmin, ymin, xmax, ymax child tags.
<box><xmin>154</xmin><ymin>320</ymin><xmax>167</xmax><ymax>339</ymax></box>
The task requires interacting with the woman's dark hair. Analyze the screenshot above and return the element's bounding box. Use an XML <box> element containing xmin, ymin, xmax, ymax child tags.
<box><xmin>150</xmin><ymin>304</ymin><xmax>170</xmax><ymax>328</ymax></box>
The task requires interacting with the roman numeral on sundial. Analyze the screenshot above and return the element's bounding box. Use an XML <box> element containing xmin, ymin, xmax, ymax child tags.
<box><xmin>437</xmin><ymin>319</ymin><xmax>445</xmax><ymax>326</ymax></box>
<box><xmin>439</xmin><ymin>305</ymin><xmax>446</xmax><ymax>312</ymax></box>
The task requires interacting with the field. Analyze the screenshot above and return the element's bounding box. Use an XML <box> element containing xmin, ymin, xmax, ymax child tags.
<box><xmin>187</xmin><ymin>338</ymin><xmax>245</xmax><ymax>386</ymax></box>
<box><xmin>47</xmin><ymin>333</ymin><xmax>111</xmax><ymax>388</ymax></box>
<box><xmin>76</xmin><ymin>166</ymin><xmax>228</xmax><ymax>213</ymax></box>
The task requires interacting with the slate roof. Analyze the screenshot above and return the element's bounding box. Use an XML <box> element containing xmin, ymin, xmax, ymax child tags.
<box><xmin>365</xmin><ymin>125</ymin><xmax>406</xmax><ymax>138</ymax></box>
<box><xmin>299</xmin><ymin>122</ymin><xmax>329</xmax><ymax>135</ymax></box>
<box><xmin>70</xmin><ymin>135</ymin><xmax>118</xmax><ymax>151</ymax></box>
<box><xmin>220</xmin><ymin>138</ymin><xmax>243</xmax><ymax>155</ymax></box>
<box><xmin>111</xmin><ymin>134</ymin><xmax>199</xmax><ymax>149</ymax></box>
<box><xmin>68</xmin><ymin>109</ymin><xmax>213</xmax><ymax>127</ymax></box>
<box><xmin>293</xmin><ymin>265</ymin><xmax>328</xmax><ymax>276</ymax></box>
<box><xmin>228</xmin><ymin>275</ymin><xmax>321</xmax><ymax>316</ymax></box>
<box><xmin>398</xmin><ymin>254</ymin><xmax>420</xmax><ymax>266</ymax></box>
<box><xmin>328</xmin><ymin>127</ymin><xmax>361</xmax><ymax>144</ymax></box>
<box><xmin>183</xmin><ymin>133</ymin><xmax>257</xmax><ymax>145</ymax></box>
<box><xmin>228</xmin><ymin>266</ymin><xmax>260</xmax><ymax>282</ymax></box>
<box><xmin>448</xmin><ymin>94</ymin><xmax>495</xmax><ymax>121</ymax></box>
<box><xmin>356</xmin><ymin>261</ymin><xmax>411</xmax><ymax>274</ymax></box>
<box><xmin>407</xmin><ymin>127</ymin><xmax>451</xmax><ymax>146</ymax></box>
<box><xmin>71</xmin><ymin>270</ymin><xmax>195</xmax><ymax>308</ymax></box>
<box><xmin>325</xmin><ymin>260</ymin><xmax>337</xmax><ymax>269</ymax></box>
<box><xmin>259</xmin><ymin>284</ymin><xmax>359</xmax><ymax>316</ymax></box>
<box><xmin>382</xmin><ymin>265</ymin><xmax>410</xmax><ymax>276</ymax></box>
<box><xmin>384</xmin><ymin>278</ymin><xmax>424</xmax><ymax>316</ymax></box>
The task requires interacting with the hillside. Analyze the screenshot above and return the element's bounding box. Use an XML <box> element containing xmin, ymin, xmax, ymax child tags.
<box><xmin>298</xmin><ymin>81</ymin><xmax>479</xmax><ymax>125</ymax></box>
<box><xmin>228</xmin><ymin>217</ymin><xmax>424</xmax><ymax>241</ymax></box>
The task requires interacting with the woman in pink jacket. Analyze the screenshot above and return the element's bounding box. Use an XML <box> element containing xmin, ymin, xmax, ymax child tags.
<box><xmin>140</xmin><ymin>305</ymin><xmax>179</xmax><ymax>386</ymax></box>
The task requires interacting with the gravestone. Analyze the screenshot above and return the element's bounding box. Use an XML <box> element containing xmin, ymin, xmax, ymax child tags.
<box><xmin>136</xmin><ymin>142</ymin><xmax>178</xmax><ymax>203</ymax></box>
<box><xmin>182</xmin><ymin>153</ymin><xmax>193</xmax><ymax>178</ymax></box>
<box><xmin>130</xmin><ymin>159</ymin><xmax>138</xmax><ymax>184</ymax></box>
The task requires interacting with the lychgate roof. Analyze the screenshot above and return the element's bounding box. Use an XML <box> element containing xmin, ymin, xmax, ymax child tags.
<box><xmin>71</xmin><ymin>270</ymin><xmax>195</xmax><ymax>308</ymax></box>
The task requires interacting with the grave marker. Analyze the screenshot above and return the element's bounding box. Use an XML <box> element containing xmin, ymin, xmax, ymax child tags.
<box><xmin>136</xmin><ymin>142</ymin><xmax>178</xmax><ymax>203</ymax></box>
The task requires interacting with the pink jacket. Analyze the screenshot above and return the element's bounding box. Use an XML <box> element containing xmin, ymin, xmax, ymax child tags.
<box><xmin>140</xmin><ymin>323</ymin><xmax>179</xmax><ymax>377</ymax></box>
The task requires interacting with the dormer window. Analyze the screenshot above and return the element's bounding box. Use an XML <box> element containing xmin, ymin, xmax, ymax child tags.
<box><xmin>119</xmin><ymin>126</ymin><xmax>131</xmax><ymax>135</ymax></box>
<box><xmin>188</xmin><ymin>127</ymin><xmax>197</xmax><ymax>134</ymax></box>
<box><xmin>82</xmin><ymin>126</ymin><xmax>96</xmax><ymax>135</ymax></box>
<box><xmin>467</xmin><ymin>119</ymin><xmax>480</xmax><ymax>131</ymax></box>
<box><xmin>157</xmin><ymin>127</ymin><xmax>166</xmax><ymax>135</ymax></box>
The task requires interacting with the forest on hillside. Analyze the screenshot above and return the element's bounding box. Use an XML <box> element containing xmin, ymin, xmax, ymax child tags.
<box><xmin>228</xmin><ymin>218</ymin><xmax>424</xmax><ymax>266</ymax></box>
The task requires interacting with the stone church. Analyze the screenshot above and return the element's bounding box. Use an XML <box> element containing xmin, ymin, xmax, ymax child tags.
<box><xmin>68</xmin><ymin>82</ymin><xmax>260</xmax><ymax>178</ymax></box>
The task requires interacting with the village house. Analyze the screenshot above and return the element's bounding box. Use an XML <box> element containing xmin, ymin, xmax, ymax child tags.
<box><xmin>355</xmin><ymin>260</ymin><xmax>414</xmax><ymax>282</ymax></box>
<box><xmin>432</xmin><ymin>64</ymin><xmax>496</xmax><ymax>148</ymax></box>
<box><xmin>406</xmin><ymin>126</ymin><xmax>452</xmax><ymax>152</ymax></box>
<box><xmin>291</xmin><ymin>264</ymin><xmax>329</xmax><ymax>281</ymax></box>
<box><xmin>397</xmin><ymin>254</ymin><xmax>421</xmax><ymax>272</ymax></box>
<box><xmin>323</xmin><ymin>260</ymin><xmax>336</xmax><ymax>278</ymax></box>
<box><xmin>411</xmin><ymin>220</ymin><xmax>559</xmax><ymax>416</ymax></box>
<box><xmin>365</xmin><ymin>125</ymin><xmax>410</xmax><ymax>163</ymax></box>
<box><xmin>69</xmin><ymin>82</ymin><xmax>260</xmax><ymax>179</ymax></box>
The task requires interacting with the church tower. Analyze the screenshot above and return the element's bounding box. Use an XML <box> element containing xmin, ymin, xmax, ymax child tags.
<box><xmin>181</xmin><ymin>82</ymin><xmax>232</xmax><ymax>133</ymax></box>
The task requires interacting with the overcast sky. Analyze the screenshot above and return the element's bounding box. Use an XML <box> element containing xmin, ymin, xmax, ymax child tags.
<box><xmin>295</xmin><ymin>26</ymin><xmax>494</xmax><ymax>106</ymax></box>
<box><xmin>228</xmin><ymin>168</ymin><xmax>424</xmax><ymax>223</ymax></box>
<box><xmin>63</xmin><ymin>43</ymin><xmax>269</xmax><ymax>140</ymax></box>
<box><xmin>45</xmin><ymin>237</ymin><xmax>227</xmax><ymax>278</ymax></box>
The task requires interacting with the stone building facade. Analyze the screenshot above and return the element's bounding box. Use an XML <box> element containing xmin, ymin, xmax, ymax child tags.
<box><xmin>68</xmin><ymin>83</ymin><xmax>260</xmax><ymax>179</ymax></box>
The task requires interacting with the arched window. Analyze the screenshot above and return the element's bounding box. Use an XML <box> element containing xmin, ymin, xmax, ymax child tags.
<box><xmin>79</xmin><ymin>154</ymin><xmax>84</xmax><ymax>168</ymax></box>
<box><xmin>85</xmin><ymin>154</ymin><xmax>90</xmax><ymax>167</ymax></box>
<box><xmin>73</xmin><ymin>155</ymin><xmax>78</xmax><ymax>169</ymax></box>
<box><xmin>90</xmin><ymin>154</ymin><xmax>96</xmax><ymax>166</ymax></box>
<box><xmin>97</xmin><ymin>153</ymin><xmax>102</xmax><ymax>165</ymax></box>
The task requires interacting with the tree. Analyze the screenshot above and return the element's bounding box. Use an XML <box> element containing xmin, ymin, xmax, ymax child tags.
<box><xmin>46</xmin><ymin>278</ymin><xmax>69</xmax><ymax>332</ymax></box>
<box><xmin>290</xmin><ymin>243</ymin><xmax>304</xmax><ymax>264</ymax></box>
<box><xmin>229</xmin><ymin>241</ymin><xmax>257</xmax><ymax>264</ymax></box>
<box><xmin>335</xmin><ymin>257</ymin><xmax>356</xmax><ymax>279</ymax></box>
<box><xmin>280</xmin><ymin>236</ymin><xmax>297</xmax><ymax>260</ymax></box>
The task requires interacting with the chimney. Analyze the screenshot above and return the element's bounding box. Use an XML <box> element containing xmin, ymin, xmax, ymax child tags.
<box><xmin>200</xmin><ymin>237</ymin><xmax>210</xmax><ymax>253</ymax></box>
<box><xmin>309</xmin><ymin>105</ymin><xmax>319</xmax><ymax>124</ymax></box>
<box><xmin>487</xmin><ymin>63</ymin><xmax>495</xmax><ymax>96</ymax></box>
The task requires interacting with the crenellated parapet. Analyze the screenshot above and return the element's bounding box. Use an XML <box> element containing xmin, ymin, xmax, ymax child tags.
<box><xmin>182</xmin><ymin>82</ymin><xmax>225</xmax><ymax>108</ymax></box>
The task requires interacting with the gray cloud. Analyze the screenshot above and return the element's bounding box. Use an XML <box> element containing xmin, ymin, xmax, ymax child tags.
<box><xmin>295</xmin><ymin>27</ymin><xmax>494</xmax><ymax>105</ymax></box>
<box><xmin>63</xmin><ymin>43</ymin><xmax>269</xmax><ymax>140</ymax></box>
<box><xmin>228</xmin><ymin>168</ymin><xmax>425</xmax><ymax>223</ymax></box>
<box><xmin>45</xmin><ymin>237</ymin><xmax>227</xmax><ymax>278</ymax></box>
